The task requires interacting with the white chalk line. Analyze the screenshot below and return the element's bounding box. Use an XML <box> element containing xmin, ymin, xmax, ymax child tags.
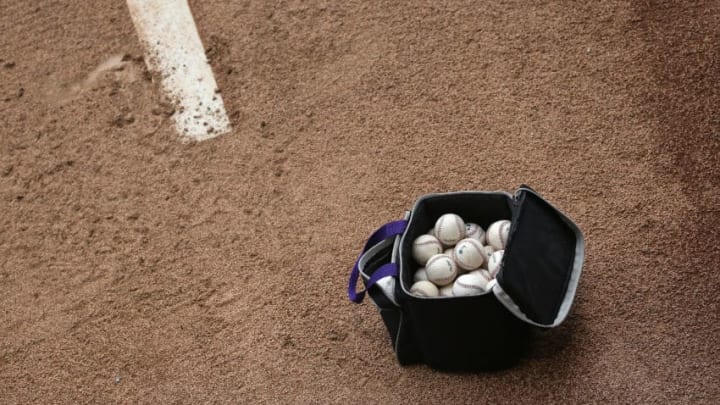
<box><xmin>127</xmin><ymin>0</ymin><xmax>231</xmax><ymax>141</ymax></box>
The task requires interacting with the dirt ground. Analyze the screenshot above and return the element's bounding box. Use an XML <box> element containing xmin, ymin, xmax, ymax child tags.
<box><xmin>1</xmin><ymin>0</ymin><xmax>719</xmax><ymax>403</ymax></box>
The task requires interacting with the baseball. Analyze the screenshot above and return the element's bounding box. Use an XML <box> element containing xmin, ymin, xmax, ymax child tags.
<box><xmin>487</xmin><ymin>249</ymin><xmax>504</xmax><ymax>277</ymax></box>
<box><xmin>425</xmin><ymin>253</ymin><xmax>458</xmax><ymax>286</ymax></box>
<box><xmin>412</xmin><ymin>234</ymin><xmax>443</xmax><ymax>266</ymax></box>
<box><xmin>471</xmin><ymin>269</ymin><xmax>494</xmax><ymax>282</ymax></box>
<box><xmin>434</xmin><ymin>213</ymin><xmax>466</xmax><ymax>247</ymax></box>
<box><xmin>413</xmin><ymin>267</ymin><xmax>428</xmax><ymax>283</ymax></box>
<box><xmin>453</xmin><ymin>238</ymin><xmax>485</xmax><ymax>270</ymax></box>
<box><xmin>480</xmin><ymin>246</ymin><xmax>495</xmax><ymax>270</ymax></box>
<box><xmin>452</xmin><ymin>272</ymin><xmax>489</xmax><ymax>297</ymax></box>
<box><xmin>465</xmin><ymin>223</ymin><xmax>486</xmax><ymax>244</ymax></box>
<box><xmin>482</xmin><ymin>245</ymin><xmax>495</xmax><ymax>256</ymax></box>
<box><xmin>410</xmin><ymin>280</ymin><xmax>439</xmax><ymax>298</ymax></box>
<box><xmin>486</xmin><ymin>220</ymin><xmax>511</xmax><ymax>250</ymax></box>
<box><xmin>439</xmin><ymin>284</ymin><xmax>454</xmax><ymax>297</ymax></box>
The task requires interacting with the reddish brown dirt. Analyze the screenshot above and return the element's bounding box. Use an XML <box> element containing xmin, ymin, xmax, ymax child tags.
<box><xmin>1</xmin><ymin>0</ymin><xmax>719</xmax><ymax>403</ymax></box>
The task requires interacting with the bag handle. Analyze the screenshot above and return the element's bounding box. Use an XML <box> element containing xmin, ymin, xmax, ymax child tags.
<box><xmin>348</xmin><ymin>220</ymin><xmax>408</xmax><ymax>303</ymax></box>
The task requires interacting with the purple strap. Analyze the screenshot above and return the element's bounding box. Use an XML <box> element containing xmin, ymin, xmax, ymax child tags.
<box><xmin>348</xmin><ymin>220</ymin><xmax>407</xmax><ymax>303</ymax></box>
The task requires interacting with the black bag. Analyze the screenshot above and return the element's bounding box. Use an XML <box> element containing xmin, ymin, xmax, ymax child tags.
<box><xmin>348</xmin><ymin>186</ymin><xmax>585</xmax><ymax>371</ymax></box>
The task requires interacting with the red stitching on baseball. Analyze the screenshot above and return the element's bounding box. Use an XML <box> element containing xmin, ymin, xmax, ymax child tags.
<box><xmin>478</xmin><ymin>270</ymin><xmax>492</xmax><ymax>282</ymax></box>
<box><xmin>455</xmin><ymin>215</ymin><xmax>464</xmax><ymax>241</ymax></box>
<box><xmin>427</xmin><ymin>254</ymin><xmax>455</xmax><ymax>285</ymax></box>
<box><xmin>456</xmin><ymin>280</ymin><xmax>484</xmax><ymax>291</ymax></box>
<box><xmin>435</xmin><ymin>275</ymin><xmax>455</xmax><ymax>285</ymax></box>
<box><xmin>414</xmin><ymin>240</ymin><xmax>441</xmax><ymax>248</ymax></box>
<box><xmin>454</xmin><ymin>249</ymin><xmax>469</xmax><ymax>268</ymax></box>
<box><xmin>425</xmin><ymin>254</ymin><xmax>440</xmax><ymax>269</ymax></box>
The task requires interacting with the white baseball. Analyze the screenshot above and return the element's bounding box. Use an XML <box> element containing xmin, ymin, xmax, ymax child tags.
<box><xmin>480</xmin><ymin>246</ymin><xmax>495</xmax><ymax>270</ymax></box>
<box><xmin>488</xmin><ymin>250</ymin><xmax>504</xmax><ymax>277</ymax></box>
<box><xmin>470</xmin><ymin>269</ymin><xmax>493</xmax><ymax>282</ymax></box>
<box><xmin>425</xmin><ymin>253</ymin><xmax>458</xmax><ymax>286</ymax></box>
<box><xmin>453</xmin><ymin>238</ymin><xmax>485</xmax><ymax>270</ymax></box>
<box><xmin>444</xmin><ymin>247</ymin><xmax>465</xmax><ymax>274</ymax></box>
<box><xmin>452</xmin><ymin>272</ymin><xmax>489</xmax><ymax>297</ymax></box>
<box><xmin>465</xmin><ymin>223</ymin><xmax>486</xmax><ymax>244</ymax></box>
<box><xmin>434</xmin><ymin>213</ymin><xmax>466</xmax><ymax>247</ymax></box>
<box><xmin>410</xmin><ymin>280</ymin><xmax>439</xmax><ymax>297</ymax></box>
<box><xmin>413</xmin><ymin>267</ymin><xmax>428</xmax><ymax>283</ymax></box>
<box><xmin>482</xmin><ymin>245</ymin><xmax>495</xmax><ymax>257</ymax></box>
<box><xmin>412</xmin><ymin>234</ymin><xmax>443</xmax><ymax>266</ymax></box>
<box><xmin>486</xmin><ymin>220</ymin><xmax>511</xmax><ymax>250</ymax></box>
<box><xmin>439</xmin><ymin>284</ymin><xmax>454</xmax><ymax>297</ymax></box>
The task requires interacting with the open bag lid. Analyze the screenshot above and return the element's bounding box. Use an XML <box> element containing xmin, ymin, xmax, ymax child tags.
<box><xmin>493</xmin><ymin>186</ymin><xmax>585</xmax><ymax>328</ymax></box>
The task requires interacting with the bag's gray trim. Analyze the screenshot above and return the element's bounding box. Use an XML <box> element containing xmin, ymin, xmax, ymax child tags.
<box><xmin>359</xmin><ymin>210</ymin><xmax>412</xmax><ymax>308</ymax></box>
<box><xmin>391</xmin><ymin>210</ymin><xmax>410</xmax><ymax>267</ymax></box>
<box><xmin>492</xmin><ymin>187</ymin><xmax>585</xmax><ymax>328</ymax></box>
<box><xmin>358</xmin><ymin>237</ymin><xmax>399</xmax><ymax>307</ymax></box>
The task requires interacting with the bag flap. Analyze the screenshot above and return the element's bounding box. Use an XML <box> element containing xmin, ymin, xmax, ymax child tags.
<box><xmin>493</xmin><ymin>186</ymin><xmax>585</xmax><ymax>328</ymax></box>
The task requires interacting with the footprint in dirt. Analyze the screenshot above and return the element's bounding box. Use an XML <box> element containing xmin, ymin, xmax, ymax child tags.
<box><xmin>46</xmin><ymin>54</ymin><xmax>146</xmax><ymax>105</ymax></box>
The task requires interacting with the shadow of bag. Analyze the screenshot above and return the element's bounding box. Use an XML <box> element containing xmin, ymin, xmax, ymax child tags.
<box><xmin>347</xmin><ymin>186</ymin><xmax>585</xmax><ymax>371</ymax></box>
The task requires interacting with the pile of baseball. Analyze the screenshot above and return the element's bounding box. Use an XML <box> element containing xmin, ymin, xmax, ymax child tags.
<box><xmin>410</xmin><ymin>213</ymin><xmax>511</xmax><ymax>298</ymax></box>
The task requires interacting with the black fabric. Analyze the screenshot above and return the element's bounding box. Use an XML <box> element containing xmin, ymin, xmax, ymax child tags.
<box><xmin>396</xmin><ymin>192</ymin><xmax>529</xmax><ymax>371</ymax></box>
<box><xmin>498</xmin><ymin>190</ymin><xmax>577</xmax><ymax>325</ymax></box>
<box><xmin>363</xmin><ymin>240</ymin><xmax>423</xmax><ymax>365</ymax></box>
<box><xmin>372</xmin><ymin>296</ymin><xmax>423</xmax><ymax>365</ymax></box>
<box><xmin>404</xmin><ymin>293</ymin><xmax>529</xmax><ymax>371</ymax></box>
